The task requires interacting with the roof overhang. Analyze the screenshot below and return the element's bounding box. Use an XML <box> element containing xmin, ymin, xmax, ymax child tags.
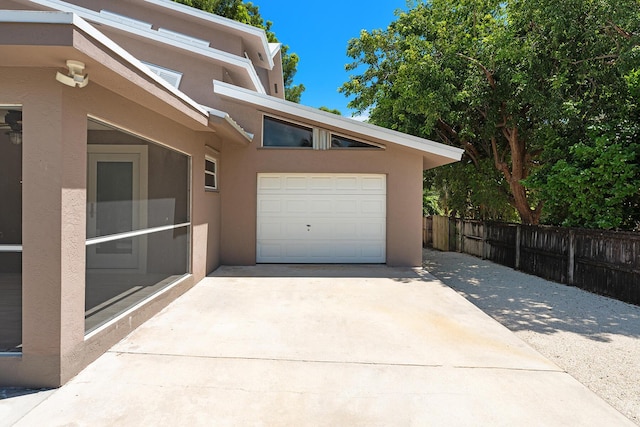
<box><xmin>204</xmin><ymin>106</ymin><xmax>254</xmax><ymax>145</ymax></box>
<box><xmin>213</xmin><ymin>80</ymin><xmax>464</xmax><ymax>169</ymax></box>
<box><xmin>0</xmin><ymin>10</ymin><xmax>253</xmax><ymax>143</ymax></box>
<box><xmin>27</xmin><ymin>0</ymin><xmax>266</xmax><ymax>94</ymax></box>
<box><xmin>0</xmin><ymin>10</ymin><xmax>210</xmax><ymax>130</ymax></box>
<box><xmin>143</xmin><ymin>0</ymin><xmax>274</xmax><ymax>70</ymax></box>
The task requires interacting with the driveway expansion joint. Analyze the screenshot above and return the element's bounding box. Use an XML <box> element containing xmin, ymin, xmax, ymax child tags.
<box><xmin>108</xmin><ymin>350</ymin><xmax>564</xmax><ymax>373</ymax></box>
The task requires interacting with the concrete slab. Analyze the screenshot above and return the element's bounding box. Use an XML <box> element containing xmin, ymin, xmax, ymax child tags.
<box><xmin>6</xmin><ymin>265</ymin><xmax>635</xmax><ymax>426</ymax></box>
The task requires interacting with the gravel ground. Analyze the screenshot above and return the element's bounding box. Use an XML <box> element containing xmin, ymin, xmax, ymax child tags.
<box><xmin>423</xmin><ymin>248</ymin><xmax>640</xmax><ymax>425</ymax></box>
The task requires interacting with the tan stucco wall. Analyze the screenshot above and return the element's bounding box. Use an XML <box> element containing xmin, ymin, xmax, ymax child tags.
<box><xmin>218</xmin><ymin>102</ymin><xmax>425</xmax><ymax>267</ymax></box>
<box><xmin>0</xmin><ymin>67</ymin><xmax>222</xmax><ymax>386</ymax></box>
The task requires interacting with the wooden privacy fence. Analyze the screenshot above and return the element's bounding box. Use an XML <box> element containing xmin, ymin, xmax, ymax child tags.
<box><xmin>424</xmin><ymin>216</ymin><xmax>640</xmax><ymax>306</ymax></box>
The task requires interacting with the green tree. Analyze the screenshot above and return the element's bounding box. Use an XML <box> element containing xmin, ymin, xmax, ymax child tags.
<box><xmin>173</xmin><ymin>0</ymin><xmax>305</xmax><ymax>102</ymax></box>
<box><xmin>318</xmin><ymin>106</ymin><xmax>342</xmax><ymax>115</ymax></box>
<box><xmin>341</xmin><ymin>0</ymin><xmax>640</xmax><ymax>227</ymax></box>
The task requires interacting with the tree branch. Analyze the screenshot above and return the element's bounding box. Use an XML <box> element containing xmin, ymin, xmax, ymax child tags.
<box><xmin>608</xmin><ymin>21</ymin><xmax>634</xmax><ymax>40</ymax></box>
<box><xmin>457</xmin><ymin>53</ymin><xmax>496</xmax><ymax>89</ymax></box>
<box><xmin>571</xmin><ymin>54</ymin><xmax>620</xmax><ymax>65</ymax></box>
<box><xmin>491</xmin><ymin>136</ymin><xmax>511</xmax><ymax>180</ymax></box>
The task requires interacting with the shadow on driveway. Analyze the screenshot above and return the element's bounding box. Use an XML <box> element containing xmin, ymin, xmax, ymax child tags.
<box><xmin>423</xmin><ymin>248</ymin><xmax>640</xmax><ymax>343</ymax></box>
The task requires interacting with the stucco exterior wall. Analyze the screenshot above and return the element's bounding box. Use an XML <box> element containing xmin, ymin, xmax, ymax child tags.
<box><xmin>218</xmin><ymin>101</ymin><xmax>425</xmax><ymax>267</ymax></box>
<box><xmin>0</xmin><ymin>67</ymin><xmax>222</xmax><ymax>386</ymax></box>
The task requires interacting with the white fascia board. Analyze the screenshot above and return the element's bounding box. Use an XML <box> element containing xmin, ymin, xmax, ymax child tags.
<box><xmin>213</xmin><ymin>81</ymin><xmax>464</xmax><ymax>161</ymax></box>
<box><xmin>204</xmin><ymin>106</ymin><xmax>254</xmax><ymax>142</ymax></box>
<box><xmin>143</xmin><ymin>0</ymin><xmax>274</xmax><ymax>70</ymax></box>
<box><xmin>5</xmin><ymin>9</ymin><xmax>209</xmax><ymax>119</ymax></box>
<box><xmin>0</xmin><ymin>9</ymin><xmax>75</xmax><ymax>23</ymax></box>
<box><xmin>268</xmin><ymin>43</ymin><xmax>282</xmax><ymax>59</ymax></box>
<box><xmin>28</xmin><ymin>0</ymin><xmax>266</xmax><ymax>94</ymax></box>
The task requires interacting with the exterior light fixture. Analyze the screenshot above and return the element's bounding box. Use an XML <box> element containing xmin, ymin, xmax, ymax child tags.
<box><xmin>56</xmin><ymin>60</ymin><xmax>89</xmax><ymax>88</ymax></box>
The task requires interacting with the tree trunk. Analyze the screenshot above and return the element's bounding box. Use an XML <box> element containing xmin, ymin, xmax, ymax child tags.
<box><xmin>493</xmin><ymin>127</ymin><xmax>542</xmax><ymax>225</ymax></box>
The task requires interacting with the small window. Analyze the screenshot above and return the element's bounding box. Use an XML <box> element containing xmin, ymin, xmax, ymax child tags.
<box><xmin>263</xmin><ymin>116</ymin><xmax>313</xmax><ymax>148</ymax></box>
<box><xmin>331</xmin><ymin>134</ymin><xmax>382</xmax><ymax>149</ymax></box>
<box><xmin>205</xmin><ymin>157</ymin><xmax>217</xmax><ymax>190</ymax></box>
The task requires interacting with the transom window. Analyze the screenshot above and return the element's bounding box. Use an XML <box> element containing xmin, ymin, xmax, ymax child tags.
<box><xmin>331</xmin><ymin>134</ymin><xmax>382</xmax><ymax>149</ymax></box>
<box><xmin>205</xmin><ymin>156</ymin><xmax>218</xmax><ymax>190</ymax></box>
<box><xmin>262</xmin><ymin>116</ymin><xmax>383</xmax><ymax>150</ymax></box>
<box><xmin>263</xmin><ymin>116</ymin><xmax>313</xmax><ymax>148</ymax></box>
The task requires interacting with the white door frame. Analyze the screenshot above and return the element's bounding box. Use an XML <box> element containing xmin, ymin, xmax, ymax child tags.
<box><xmin>87</xmin><ymin>144</ymin><xmax>148</xmax><ymax>272</ymax></box>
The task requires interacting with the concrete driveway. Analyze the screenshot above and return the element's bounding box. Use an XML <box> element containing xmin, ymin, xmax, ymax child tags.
<box><xmin>5</xmin><ymin>265</ymin><xmax>634</xmax><ymax>426</ymax></box>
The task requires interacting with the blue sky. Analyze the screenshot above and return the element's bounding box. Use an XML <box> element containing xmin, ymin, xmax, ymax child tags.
<box><xmin>258</xmin><ymin>1</ymin><xmax>410</xmax><ymax>118</ymax></box>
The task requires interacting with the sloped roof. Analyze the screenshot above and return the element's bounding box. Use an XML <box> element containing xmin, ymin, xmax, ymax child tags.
<box><xmin>212</xmin><ymin>80</ymin><xmax>464</xmax><ymax>169</ymax></box>
<box><xmin>0</xmin><ymin>10</ymin><xmax>252</xmax><ymax>143</ymax></box>
<box><xmin>28</xmin><ymin>0</ymin><xmax>267</xmax><ymax>93</ymax></box>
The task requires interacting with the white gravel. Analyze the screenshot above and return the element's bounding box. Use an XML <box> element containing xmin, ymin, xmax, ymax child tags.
<box><xmin>423</xmin><ymin>248</ymin><xmax>640</xmax><ymax>425</ymax></box>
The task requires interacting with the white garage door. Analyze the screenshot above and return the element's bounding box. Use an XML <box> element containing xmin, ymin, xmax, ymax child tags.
<box><xmin>257</xmin><ymin>173</ymin><xmax>386</xmax><ymax>263</ymax></box>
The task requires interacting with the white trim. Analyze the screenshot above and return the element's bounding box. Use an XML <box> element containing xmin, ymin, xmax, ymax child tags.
<box><xmin>143</xmin><ymin>0</ymin><xmax>274</xmax><ymax>69</ymax></box>
<box><xmin>204</xmin><ymin>156</ymin><xmax>218</xmax><ymax>191</ymax></box>
<box><xmin>87</xmin><ymin>145</ymin><xmax>148</xmax><ymax>271</ymax></box>
<box><xmin>2</xmin><ymin>9</ymin><xmax>210</xmax><ymax>118</ymax></box>
<box><xmin>157</xmin><ymin>28</ymin><xmax>210</xmax><ymax>48</ymax></box>
<box><xmin>26</xmin><ymin>0</ymin><xmax>266</xmax><ymax>94</ymax></box>
<box><xmin>0</xmin><ymin>9</ymin><xmax>75</xmax><ymax>24</ymax></box>
<box><xmin>0</xmin><ymin>245</ymin><xmax>22</xmax><ymax>252</ymax></box>
<box><xmin>86</xmin><ymin>222</ymin><xmax>190</xmax><ymax>246</ymax></box>
<box><xmin>214</xmin><ymin>81</ymin><xmax>464</xmax><ymax>161</ymax></box>
<box><xmin>268</xmin><ymin>43</ymin><xmax>282</xmax><ymax>59</ymax></box>
<box><xmin>204</xmin><ymin>106</ymin><xmax>254</xmax><ymax>142</ymax></box>
<box><xmin>99</xmin><ymin>10</ymin><xmax>152</xmax><ymax>30</ymax></box>
<box><xmin>84</xmin><ymin>273</ymin><xmax>192</xmax><ymax>339</ymax></box>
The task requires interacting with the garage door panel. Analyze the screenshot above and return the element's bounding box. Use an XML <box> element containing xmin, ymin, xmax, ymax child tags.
<box><xmin>335</xmin><ymin>176</ymin><xmax>359</xmax><ymax>191</ymax></box>
<box><xmin>257</xmin><ymin>221</ymin><xmax>283</xmax><ymax>239</ymax></box>
<box><xmin>257</xmin><ymin>174</ymin><xmax>386</xmax><ymax>263</ymax></box>
<box><xmin>361</xmin><ymin>176</ymin><xmax>386</xmax><ymax>191</ymax></box>
<box><xmin>309</xmin><ymin>198</ymin><xmax>334</xmax><ymax>214</ymax></box>
<box><xmin>285</xmin><ymin>199</ymin><xmax>308</xmax><ymax>214</ymax></box>
<box><xmin>258</xmin><ymin>175</ymin><xmax>283</xmax><ymax>191</ymax></box>
<box><xmin>257</xmin><ymin>197</ymin><xmax>282</xmax><ymax>213</ymax></box>
<box><xmin>360</xmin><ymin>222</ymin><xmax>386</xmax><ymax>239</ymax></box>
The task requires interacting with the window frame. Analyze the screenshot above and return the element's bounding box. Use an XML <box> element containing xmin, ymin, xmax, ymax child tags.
<box><xmin>205</xmin><ymin>155</ymin><xmax>218</xmax><ymax>191</ymax></box>
<box><xmin>261</xmin><ymin>115</ymin><xmax>315</xmax><ymax>149</ymax></box>
<box><xmin>261</xmin><ymin>114</ymin><xmax>385</xmax><ymax>150</ymax></box>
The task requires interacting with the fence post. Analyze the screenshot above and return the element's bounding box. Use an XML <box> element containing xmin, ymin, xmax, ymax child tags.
<box><xmin>515</xmin><ymin>225</ymin><xmax>521</xmax><ymax>269</ymax></box>
<box><xmin>482</xmin><ymin>222</ymin><xmax>488</xmax><ymax>259</ymax></box>
<box><xmin>568</xmin><ymin>229</ymin><xmax>575</xmax><ymax>285</ymax></box>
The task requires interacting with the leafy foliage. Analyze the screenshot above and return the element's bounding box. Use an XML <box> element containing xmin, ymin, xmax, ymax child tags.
<box><xmin>173</xmin><ymin>0</ymin><xmax>304</xmax><ymax>102</ymax></box>
<box><xmin>341</xmin><ymin>0</ymin><xmax>640</xmax><ymax>229</ymax></box>
<box><xmin>318</xmin><ymin>106</ymin><xmax>342</xmax><ymax>115</ymax></box>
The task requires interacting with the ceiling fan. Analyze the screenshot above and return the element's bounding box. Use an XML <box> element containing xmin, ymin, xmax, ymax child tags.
<box><xmin>1</xmin><ymin>110</ymin><xmax>22</xmax><ymax>145</ymax></box>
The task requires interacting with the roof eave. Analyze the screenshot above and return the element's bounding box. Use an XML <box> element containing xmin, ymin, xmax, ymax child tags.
<box><xmin>0</xmin><ymin>10</ymin><xmax>211</xmax><ymax>130</ymax></box>
<box><xmin>204</xmin><ymin>106</ymin><xmax>254</xmax><ymax>145</ymax></box>
<box><xmin>143</xmin><ymin>0</ymin><xmax>274</xmax><ymax>70</ymax></box>
<box><xmin>212</xmin><ymin>80</ymin><xmax>464</xmax><ymax>164</ymax></box>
